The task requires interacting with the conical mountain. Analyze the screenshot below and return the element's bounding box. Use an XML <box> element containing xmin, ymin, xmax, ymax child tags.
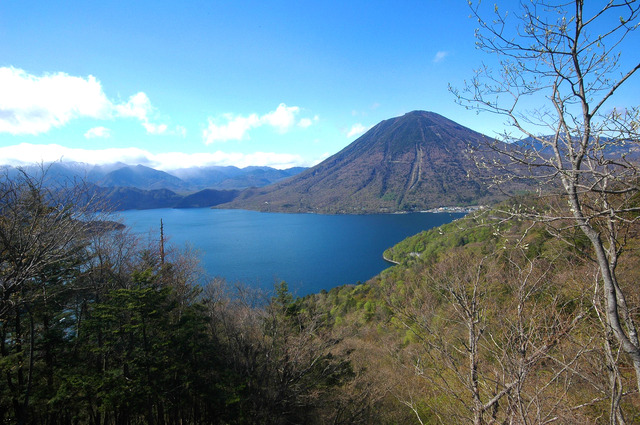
<box><xmin>222</xmin><ymin>111</ymin><xmax>508</xmax><ymax>213</ymax></box>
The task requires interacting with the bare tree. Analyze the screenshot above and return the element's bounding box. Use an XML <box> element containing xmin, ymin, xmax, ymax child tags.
<box><xmin>452</xmin><ymin>0</ymin><xmax>640</xmax><ymax>395</ymax></box>
<box><xmin>0</xmin><ymin>168</ymin><xmax>99</xmax><ymax>320</ymax></box>
<box><xmin>0</xmin><ymin>167</ymin><xmax>105</xmax><ymax>424</ymax></box>
<box><xmin>385</xmin><ymin>248</ymin><xmax>589</xmax><ymax>424</ymax></box>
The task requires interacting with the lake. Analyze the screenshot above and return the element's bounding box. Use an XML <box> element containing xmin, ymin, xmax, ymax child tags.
<box><xmin>116</xmin><ymin>208</ymin><xmax>464</xmax><ymax>296</ymax></box>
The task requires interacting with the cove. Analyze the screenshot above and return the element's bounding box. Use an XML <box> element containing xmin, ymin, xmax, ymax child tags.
<box><xmin>116</xmin><ymin>208</ymin><xmax>464</xmax><ymax>296</ymax></box>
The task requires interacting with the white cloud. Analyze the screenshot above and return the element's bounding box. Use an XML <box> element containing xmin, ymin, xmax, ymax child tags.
<box><xmin>347</xmin><ymin>123</ymin><xmax>369</xmax><ymax>138</ymax></box>
<box><xmin>115</xmin><ymin>92</ymin><xmax>152</xmax><ymax>120</ymax></box>
<box><xmin>84</xmin><ymin>126</ymin><xmax>111</xmax><ymax>139</ymax></box>
<box><xmin>261</xmin><ymin>103</ymin><xmax>299</xmax><ymax>131</ymax></box>
<box><xmin>0</xmin><ymin>143</ymin><xmax>153</xmax><ymax>166</ymax></box>
<box><xmin>156</xmin><ymin>151</ymin><xmax>308</xmax><ymax>170</ymax></box>
<box><xmin>115</xmin><ymin>91</ymin><xmax>176</xmax><ymax>135</ymax></box>
<box><xmin>203</xmin><ymin>113</ymin><xmax>261</xmax><ymax>143</ymax></box>
<box><xmin>203</xmin><ymin>103</ymin><xmax>314</xmax><ymax>145</ymax></box>
<box><xmin>433</xmin><ymin>51</ymin><xmax>449</xmax><ymax>63</ymax></box>
<box><xmin>0</xmin><ymin>143</ymin><xmax>316</xmax><ymax>170</ymax></box>
<box><xmin>298</xmin><ymin>115</ymin><xmax>319</xmax><ymax>129</ymax></box>
<box><xmin>0</xmin><ymin>67</ymin><xmax>111</xmax><ymax>135</ymax></box>
<box><xmin>298</xmin><ymin>118</ymin><xmax>313</xmax><ymax>128</ymax></box>
<box><xmin>142</xmin><ymin>122</ymin><xmax>168</xmax><ymax>135</ymax></box>
<box><xmin>0</xmin><ymin>67</ymin><xmax>178</xmax><ymax>136</ymax></box>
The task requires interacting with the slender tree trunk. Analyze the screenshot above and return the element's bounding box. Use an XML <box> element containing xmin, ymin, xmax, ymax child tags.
<box><xmin>565</xmin><ymin>184</ymin><xmax>640</xmax><ymax>394</ymax></box>
<box><xmin>469</xmin><ymin>318</ymin><xmax>483</xmax><ymax>425</ymax></box>
<box><xmin>14</xmin><ymin>308</ymin><xmax>26</xmax><ymax>425</ymax></box>
<box><xmin>22</xmin><ymin>308</ymin><xmax>35</xmax><ymax>424</ymax></box>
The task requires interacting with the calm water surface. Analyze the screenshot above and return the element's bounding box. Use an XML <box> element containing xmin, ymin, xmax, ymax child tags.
<box><xmin>116</xmin><ymin>208</ymin><xmax>464</xmax><ymax>295</ymax></box>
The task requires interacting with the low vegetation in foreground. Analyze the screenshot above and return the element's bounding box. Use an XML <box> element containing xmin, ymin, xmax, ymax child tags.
<box><xmin>2</xmin><ymin>172</ymin><xmax>640</xmax><ymax>424</ymax></box>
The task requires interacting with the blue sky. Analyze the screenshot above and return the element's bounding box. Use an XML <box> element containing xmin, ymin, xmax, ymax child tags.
<box><xmin>0</xmin><ymin>1</ymin><xmax>638</xmax><ymax>170</ymax></box>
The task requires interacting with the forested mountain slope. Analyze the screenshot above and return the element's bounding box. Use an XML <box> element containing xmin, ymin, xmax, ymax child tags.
<box><xmin>298</xmin><ymin>194</ymin><xmax>640</xmax><ymax>423</ymax></box>
<box><xmin>221</xmin><ymin>111</ymin><xmax>522</xmax><ymax>213</ymax></box>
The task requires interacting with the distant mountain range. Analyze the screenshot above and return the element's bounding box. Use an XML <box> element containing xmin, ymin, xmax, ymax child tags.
<box><xmin>1</xmin><ymin>162</ymin><xmax>305</xmax><ymax>192</ymax></box>
<box><xmin>515</xmin><ymin>135</ymin><xmax>640</xmax><ymax>160</ymax></box>
<box><xmin>219</xmin><ymin>111</ymin><xmax>519</xmax><ymax>213</ymax></box>
<box><xmin>86</xmin><ymin>186</ymin><xmax>241</xmax><ymax>210</ymax></box>
<box><xmin>0</xmin><ymin>162</ymin><xmax>305</xmax><ymax>210</ymax></box>
<box><xmin>11</xmin><ymin>110</ymin><xmax>620</xmax><ymax>213</ymax></box>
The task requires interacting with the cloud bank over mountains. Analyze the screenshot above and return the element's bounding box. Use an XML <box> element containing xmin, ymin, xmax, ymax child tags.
<box><xmin>0</xmin><ymin>143</ymin><xmax>323</xmax><ymax>170</ymax></box>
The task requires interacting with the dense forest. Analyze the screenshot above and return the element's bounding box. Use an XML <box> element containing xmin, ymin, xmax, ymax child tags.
<box><xmin>2</xmin><ymin>168</ymin><xmax>640</xmax><ymax>424</ymax></box>
<box><xmin>0</xmin><ymin>171</ymin><xmax>373</xmax><ymax>425</ymax></box>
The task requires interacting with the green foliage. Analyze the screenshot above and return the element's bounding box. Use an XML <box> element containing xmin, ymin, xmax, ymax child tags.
<box><xmin>75</xmin><ymin>281</ymin><xmax>230</xmax><ymax>425</ymax></box>
<box><xmin>383</xmin><ymin>211</ymin><xmax>496</xmax><ymax>264</ymax></box>
<box><xmin>380</xmin><ymin>192</ymin><xmax>397</xmax><ymax>202</ymax></box>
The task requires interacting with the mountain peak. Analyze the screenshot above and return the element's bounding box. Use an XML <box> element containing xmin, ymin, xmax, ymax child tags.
<box><xmin>221</xmin><ymin>111</ymin><xmax>508</xmax><ymax>213</ymax></box>
<box><xmin>398</xmin><ymin>110</ymin><xmax>468</xmax><ymax>127</ymax></box>
<box><xmin>403</xmin><ymin>110</ymin><xmax>440</xmax><ymax>117</ymax></box>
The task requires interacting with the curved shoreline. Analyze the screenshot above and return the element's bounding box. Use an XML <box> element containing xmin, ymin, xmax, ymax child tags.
<box><xmin>382</xmin><ymin>254</ymin><xmax>400</xmax><ymax>265</ymax></box>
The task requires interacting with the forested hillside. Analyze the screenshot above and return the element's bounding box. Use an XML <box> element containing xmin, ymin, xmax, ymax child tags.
<box><xmin>0</xmin><ymin>172</ymin><xmax>373</xmax><ymax>425</ymax></box>
<box><xmin>300</xmin><ymin>193</ymin><xmax>640</xmax><ymax>423</ymax></box>
<box><xmin>3</xmin><ymin>170</ymin><xmax>640</xmax><ymax>424</ymax></box>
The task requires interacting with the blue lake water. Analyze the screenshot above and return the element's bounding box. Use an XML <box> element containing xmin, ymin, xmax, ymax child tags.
<box><xmin>116</xmin><ymin>208</ymin><xmax>464</xmax><ymax>296</ymax></box>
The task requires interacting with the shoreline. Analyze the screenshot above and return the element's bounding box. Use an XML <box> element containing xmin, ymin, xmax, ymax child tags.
<box><xmin>421</xmin><ymin>205</ymin><xmax>485</xmax><ymax>214</ymax></box>
<box><xmin>382</xmin><ymin>253</ymin><xmax>400</xmax><ymax>265</ymax></box>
